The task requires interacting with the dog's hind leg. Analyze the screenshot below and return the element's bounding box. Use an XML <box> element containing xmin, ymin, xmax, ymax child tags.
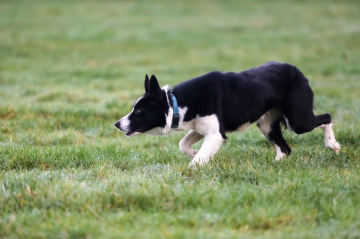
<box><xmin>282</xmin><ymin>77</ymin><xmax>341</xmax><ymax>153</ymax></box>
<box><xmin>270</xmin><ymin>121</ymin><xmax>291</xmax><ymax>160</ymax></box>
<box><xmin>316</xmin><ymin>113</ymin><xmax>341</xmax><ymax>154</ymax></box>
<box><xmin>258</xmin><ymin>117</ymin><xmax>291</xmax><ymax>161</ymax></box>
<box><xmin>285</xmin><ymin>96</ymin><xmax>341</xmax><ymax>154</ymax></box>
<box><xmin>315</xmin><ymin>113</ymin><xmax>331</xmax><ymax>126</ymax></box>
<box><xmin>285</xmin><ymin>110</ymin><xmax>341</xmax><ymax>154</ymax></box>
<box><xmin>282</xmin><ymin>70</ymin><xmax>321</xmax><ymax>135</ymax></box>
<box><xmin>179</xmin><ymin>130</ymin><xmax>204</xmax><ymax>159</ymax></box>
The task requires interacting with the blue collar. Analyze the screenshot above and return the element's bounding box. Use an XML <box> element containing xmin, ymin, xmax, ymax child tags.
<box><xmin>170</xmin><ymin>94</ymin><xmax>179</xmax><ymax>128</ymax></box>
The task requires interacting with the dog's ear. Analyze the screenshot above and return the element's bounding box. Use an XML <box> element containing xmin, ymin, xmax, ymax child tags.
<box><xmin>149</xmin><ymin>75</ymin><xmax>161</xmax><ymax>99</ymax></box>
<box><xmin>144</xmin><ymin>74</ymin><xmax>150</xmax><ymax>93</ymax></box>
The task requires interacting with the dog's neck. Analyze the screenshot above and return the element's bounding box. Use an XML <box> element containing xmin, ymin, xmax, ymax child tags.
<box><xmin>157</xmin><ymin>85</ymin><xmax>189</xmax><ymax>134</ymax></box>
<box><xmin>144</xmin><ymin>85</ymin><xmax>191</xmax><ymax>136</ymax></box>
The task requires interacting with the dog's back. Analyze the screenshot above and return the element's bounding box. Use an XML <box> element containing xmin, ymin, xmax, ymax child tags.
<box><xmin>173</xmin><ymin>61</ymin><xmax>307</xmax><ymax>132</ymax></box>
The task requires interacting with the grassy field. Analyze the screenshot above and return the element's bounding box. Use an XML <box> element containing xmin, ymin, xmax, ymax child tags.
<box><xmin>1</xmin><ymin>0</ymin><xmax>360</xmax><ymax>238</ymax></box>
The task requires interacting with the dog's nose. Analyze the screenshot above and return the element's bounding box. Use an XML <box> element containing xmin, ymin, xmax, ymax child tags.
<box><xmin>115</xmin><ymin>121</ymin><xmax>120</xmax><ymax>129</ymax></box>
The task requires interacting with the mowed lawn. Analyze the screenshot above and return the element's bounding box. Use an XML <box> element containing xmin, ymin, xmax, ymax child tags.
<box><xmin>1</xmin><ymin>0</ymin><xmax>360</xmax><ymax>238</ymax></box>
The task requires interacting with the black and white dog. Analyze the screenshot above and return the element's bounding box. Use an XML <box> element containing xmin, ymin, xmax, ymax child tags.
<box><xmin>115</xmin><ymin>62</ymin><xmax>340</xmax><ymax>166</ymax></box>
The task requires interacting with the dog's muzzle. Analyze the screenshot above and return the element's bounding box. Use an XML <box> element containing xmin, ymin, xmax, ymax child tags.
<box><xmin>115</xmin><ymin>121</ymin><xmax>121</xmax><ymax>129</ymax></box>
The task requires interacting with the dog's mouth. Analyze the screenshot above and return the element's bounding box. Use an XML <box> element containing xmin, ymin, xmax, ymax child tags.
<box><xmin>125</xmin><ymin>131</ymin><xmax>141</xmax><ymax>137</ymax></box>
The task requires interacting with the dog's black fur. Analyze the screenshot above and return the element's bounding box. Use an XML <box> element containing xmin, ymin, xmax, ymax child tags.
<box><xmin>116</xmin><ymin>61</ymin><xmax>335</xmax><ymax>159</ymax></box>
<box><xmin>172</xmin><ymin>61</ymin><xmax>331</xmax><ymax>154</ymax></box>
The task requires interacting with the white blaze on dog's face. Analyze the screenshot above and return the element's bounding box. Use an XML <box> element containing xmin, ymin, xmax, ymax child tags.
<box><xmin>115</xmin><ymin>74</ymin><xmax>170</xmax><ymax>136</ymax></box>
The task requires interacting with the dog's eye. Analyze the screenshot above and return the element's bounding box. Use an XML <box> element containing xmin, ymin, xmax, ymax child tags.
<box><xmin>135</xmin><ymin>109</ymin><xmax>141</xmax><ymax>114</ymax></box>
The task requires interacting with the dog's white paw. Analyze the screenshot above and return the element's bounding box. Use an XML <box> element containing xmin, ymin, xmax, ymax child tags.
<box><xmin>189</xmin><ymin>161</ymin><xmax>200</xmax><ymax>168</ymax></box>
<box><xmin>274</xmin><ymin>145</ymin><xmax>286</xmax><ymax>161</ymax></box>
<box><xmin>320</xmin><ymin>123</ymin><xmax>341</xmax><ymax>154</ymax></box>
<box><xmin>275</xmin><ymin>154</ymin><xmax>286</xmax><ymax>161</ymax></box>
<box><xmin>326</xmin><ymin>141</ymin><xmax>341</xmax><ymax>154</ymax></box>
<box><xmin>189</xmin><ymin>157</ymin><xmax>206</xmax><ymax>167</ymax></box>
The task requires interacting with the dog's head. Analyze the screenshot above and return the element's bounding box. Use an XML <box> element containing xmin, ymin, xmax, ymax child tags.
<box><xmin>115</xmin><ymin>74</ymin><xmax>172</xmax><ymax>136</ymax></box>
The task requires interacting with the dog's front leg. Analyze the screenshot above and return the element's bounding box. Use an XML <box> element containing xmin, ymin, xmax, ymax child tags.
<box><xmin>189</xmin><ymin>133</ymin><xmax>224</xmax><ymax>167</ymax></box>
<box><xmin>179</xmin><ymin>130</ymin><xmax>204</xmax><ymax>159</ymax></box>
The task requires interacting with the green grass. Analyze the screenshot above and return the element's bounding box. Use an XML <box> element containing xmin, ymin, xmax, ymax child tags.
<box><xmin>1</xmin><ymin>0</ymin><xmax>360</xmax><ymax>238</ymax></box>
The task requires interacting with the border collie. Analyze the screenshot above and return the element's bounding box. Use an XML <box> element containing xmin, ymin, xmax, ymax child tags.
<box><xmin>115</xmin><ymin>62</ymin><xmax>341</xmax><ymax>166</ymax></box>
